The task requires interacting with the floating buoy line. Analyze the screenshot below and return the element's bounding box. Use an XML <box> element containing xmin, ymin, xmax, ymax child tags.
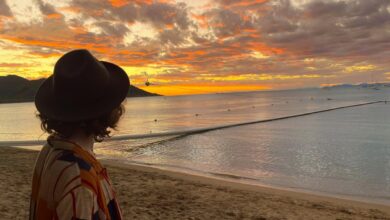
<box><xmin>0</xmin><ymin>101</ymin><xmax>385</xmax><ymax>147</ymax></box>
<box><xmin>138</xmin><ymin>77</ymin><xmax>353</xmax><ymax>124</ymax></box>
<box><xmin>147</xmin><ymin>95</ymin><xmax>335</xmax><ymax>124</ymax></box>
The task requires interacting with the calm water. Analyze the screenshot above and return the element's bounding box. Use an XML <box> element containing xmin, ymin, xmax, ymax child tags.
<box><xmin>1</xmin><ymin>87</ymin><xmax>390</xmax><ymax>204</ymax></box>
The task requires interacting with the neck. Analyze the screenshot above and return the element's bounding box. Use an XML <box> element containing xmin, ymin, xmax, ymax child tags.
<box><xmin>68</xmin><ymin>132</ymin><xmax>95</xmax><ymax>153</ymax></box>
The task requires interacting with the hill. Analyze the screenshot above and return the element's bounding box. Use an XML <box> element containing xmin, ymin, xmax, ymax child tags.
<box><xmin>0</xmin><ymin>75</ymin><xmax>159</xmax><ymax>104</ymax></box>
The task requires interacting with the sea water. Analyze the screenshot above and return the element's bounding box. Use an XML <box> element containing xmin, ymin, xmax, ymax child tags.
<box><xmin>0</xmin><ymin>87</ymin><xmax>389</xmax><ymax>204</ymax></box>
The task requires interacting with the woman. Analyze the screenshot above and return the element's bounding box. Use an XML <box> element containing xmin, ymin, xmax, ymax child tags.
<box><xmin>30</xmin><ymin>49</ymin><xmax>129</xmax><ymax>220</ymax></box>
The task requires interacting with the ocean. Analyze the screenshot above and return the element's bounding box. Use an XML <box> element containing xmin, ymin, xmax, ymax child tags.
<box><xmin>0</xmin><ymin>87</ymin><xmax>389</xmax><ymax>204</ymax></box>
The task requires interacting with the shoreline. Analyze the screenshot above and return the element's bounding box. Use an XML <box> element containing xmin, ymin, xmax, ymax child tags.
<box><xmin>2</xmin><ymin>146</ymin><xmax>390</xmax><ymax>219</ymax></box>
<box><xmin>18</xmin><ymin>145</ymin><xmax>389</xmax><ymax>207</ymax></box>
<box><xmin>127</xmin><ymin>160</ymin><xmax>390</xmax><ymax>207</ymax></box>
<box><xmin>105</xmin><ymin>159</ymin><xmax>390</xmax><ymax>214</ymax></box>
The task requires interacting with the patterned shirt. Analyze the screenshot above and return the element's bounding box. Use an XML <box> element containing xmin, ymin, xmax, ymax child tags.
<box><xmin>30</xmin><ymin>137</ymin><xmax>122</xmax><ymax>220</ymax></box>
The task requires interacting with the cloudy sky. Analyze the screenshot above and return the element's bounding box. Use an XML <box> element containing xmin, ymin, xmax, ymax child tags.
<box><xmin>0</xmin><ymin>0</ymin><xmax>389</xmax><ymax>95</ymax></box>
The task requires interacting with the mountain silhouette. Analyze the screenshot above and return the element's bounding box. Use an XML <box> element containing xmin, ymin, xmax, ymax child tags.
<box><xmin>0</xmin><ymin>75</ymin><xmax>159</xmax><ymax>104</ymax></box>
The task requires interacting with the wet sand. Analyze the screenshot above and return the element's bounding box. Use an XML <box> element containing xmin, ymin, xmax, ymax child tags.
<box><xmin>1</xmin><ymin>146</ymin><xmax>389</xmax><ymax>219</ymax></box>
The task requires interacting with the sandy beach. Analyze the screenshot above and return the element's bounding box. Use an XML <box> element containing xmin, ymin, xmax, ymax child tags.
<box><xmin>1</xmin><ymin>146</ymin><xmax>389</xmax><ymax>220</ymax></box>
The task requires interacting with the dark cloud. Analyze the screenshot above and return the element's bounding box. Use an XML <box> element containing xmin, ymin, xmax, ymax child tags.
<box><xmin>0</xmin><ymin>0</ymin><xmax>12</xmax><ymax>16</ymax></box>
<box><xmin>206</xmin><ymin>8</ymin><xmax>251</xmax><ymax>37</ymax></box>
<box><xmin>346</xmin><ymin>0</ymin><xmax>389</xmax><ymax>17</ymax></box>
<box><xmin>139</xmin><ymin>2</ymin><xmax>191</xmax><ymax>30</ymax></box>
<box><xmin>65</xmin><ymin>1</ymin><xmax>195</xmax><ymax>47</ymax></box>
<box><xmin>257</xmin><ymin>1</ymin><xmax>298</xmax><ymax>34</ymax></box>
<box><xmin>71</xmin><ymin>0</ymin><xmax>193</xmax><ymax>30</ymax></box>
<box><xmin>159</xmin><ymin>27</ymin><xmax>188</xmax><ymax>46</ymax></box>
<box><xmin>35</xmin><ymin>0</ymin><xmax>57</xmax><ymax>16</ymax></box>
<box><xmin>93</xmin><ymin>21</ymin><xmax>129</xmax><ymax>37</ymax></box>
<box><xmin>256</xmin><ymin>0</ymin><xmax>390</xmax><ymax>63</ymax></box>
<box><xmin>305</xmin><ymin>1</ymin><xmax>348</xmax><ymax>18</ymax></box>
<box><xmin>71</xmin><ymin>0</ymin><xmax>111</xmax><ymax>12</ymax></box>
<box><xmin>112</xmin><ymin>3</ymin><xmax>138</xmax><ymax>23</ymax></box>
<box><xmin>216</xmin><ymin>0</ymin><xmax>268</xmax><ymax>9</ymax></box>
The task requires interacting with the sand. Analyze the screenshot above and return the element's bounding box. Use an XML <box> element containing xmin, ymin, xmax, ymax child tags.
<box><xmin>1</xmin><ymin>146</ymin><xmax>389</xmax><ymax>220</ymax></box>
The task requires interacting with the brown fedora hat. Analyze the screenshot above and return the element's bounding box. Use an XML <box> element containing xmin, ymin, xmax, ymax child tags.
<box><xmin>35</xmin><ymin>49</ymin><xmax>130</xmax><ymax>122</ymax></box>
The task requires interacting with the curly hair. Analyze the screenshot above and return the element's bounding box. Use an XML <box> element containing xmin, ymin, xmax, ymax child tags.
<box><xmin>38</xmin><ymin>104</ymin><xmax>125</xmax><ymax>142</ymax></box>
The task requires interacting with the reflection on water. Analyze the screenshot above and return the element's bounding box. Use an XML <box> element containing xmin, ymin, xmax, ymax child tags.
<box><xmin>1</xmin><ymin>87</ymin><xmax>390</xmax><ymax>203</ymax></box>
<box><xmin>0</xmin><ymin>87</ymin><xmax>387</xmax><ymax>141</ymax></box>
<box><xmin>131</xmin><ymin>103</ymin><xmax>390</xmax><ymax>204</ymax></box>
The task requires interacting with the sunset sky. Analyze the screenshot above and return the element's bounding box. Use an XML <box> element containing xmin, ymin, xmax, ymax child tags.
<box><xmin>0</xmin><ymin>0</ymin><xmax>389</xmax><ymax>95</ymax></box>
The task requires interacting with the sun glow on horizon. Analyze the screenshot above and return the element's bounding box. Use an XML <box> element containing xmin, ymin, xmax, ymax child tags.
<box><xmin>138</xmin><ymin>83</ymin><xmax>271</xmax><ymax>96</ymax></box>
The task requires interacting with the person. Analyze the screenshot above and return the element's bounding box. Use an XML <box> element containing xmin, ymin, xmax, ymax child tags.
<box><xmin>30</xmin><ymin>49</ymin><xmax>129</xmax><ymax>220</ymax></box>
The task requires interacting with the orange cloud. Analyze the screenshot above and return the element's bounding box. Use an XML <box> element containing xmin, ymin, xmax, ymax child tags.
<box><xmin>46</xmin><ymin>13</ymin><xmax>62</xmax><ymax>20</ymax></box>
<box><xmin>192</xmin><ymin>13</ymin><xmax>209</xmax><ymax>28</ymax></box>
<box><xmin>109</xmin><ymin>0</ymin><xmax>129</xmax><ymax>7</ymax></box>
<box><xmin>0</xmin><ymin>33</ymin><xmax>156</xmax><ymax>67</ymax></box>
<box><xmin>58</xmin><ymin>6</ymin><xmax>81</xmax><ymax>13</ymax></box>
<box><xmin>1</xmin><ymin>36</ymin><xmax>86</xmax><ymax>51</ymax></box>
<box><xmin>221</xmin><ymin>0</ymin><xmax>269</xmax><ymax>8</ymax></box>
<box><xmin>110</xmin><ymin>0</ymin><xmax>154</xmax><ymax>6</ymax></box>
<box><xmin>247</xmin><ymin>42</ymin><xmax>284</xmax><ymax>55</ymax></box>
<box><xmin>109</xmin><ymin>0</ymin><xmax>171</xmax><ymax>7</ymax></box>
<box><xmin>0</xmin><ymin>62</ymin><xmax>30</xmax><ymax>67</ymax></box>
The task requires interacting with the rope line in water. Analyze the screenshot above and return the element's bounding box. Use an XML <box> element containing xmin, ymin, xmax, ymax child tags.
<box><xmin>149</xmin><ymin>98</ymin><xmax>292</xmax><ymax>123</ymax></box>
<box><xmin>0</xmin><ymin>101</ymin><xmax>385</xmax><ymax>147</ymax></box>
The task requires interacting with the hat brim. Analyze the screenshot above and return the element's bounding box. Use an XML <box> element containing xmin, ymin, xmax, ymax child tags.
<box><xmin>35</xmin><ymin>61</ymin><xmax>129</xmax><ymax>122</ymax></box>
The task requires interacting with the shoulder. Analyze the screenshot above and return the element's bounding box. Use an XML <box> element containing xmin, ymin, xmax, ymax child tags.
<box><xmin>55</xmin><ymin>149</ymin><xmax>94</xmax><ymax>172</ymax></box>
<box><xmin>37</xmin><ymin>143</ymin><xmax>95</xmax><ymax>173</ymax></box>
<box><xmin>43</xmin><ymin>148</ymin><xmax>96</xmax><ymax>179</ymax></box>
<box><xmin>52</xmin><ymin>149</ymin><xmax>99</xmax><ymax>187</ymax></box>
<box><xmin>44</xmin><ymin>149</ymin><xmax>100</xmax><ymax>201</ymax></box>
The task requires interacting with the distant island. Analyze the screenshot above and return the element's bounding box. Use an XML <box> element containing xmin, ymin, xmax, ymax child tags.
<box><xmin>0</xmin><ymin>75</ymin><xmax>160</xmax><ymax>104</ymax></box>
<box><xmin>322</xmin><ymin>83</ymin><xmax>390</xmax><ymax>90</ymax></box>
